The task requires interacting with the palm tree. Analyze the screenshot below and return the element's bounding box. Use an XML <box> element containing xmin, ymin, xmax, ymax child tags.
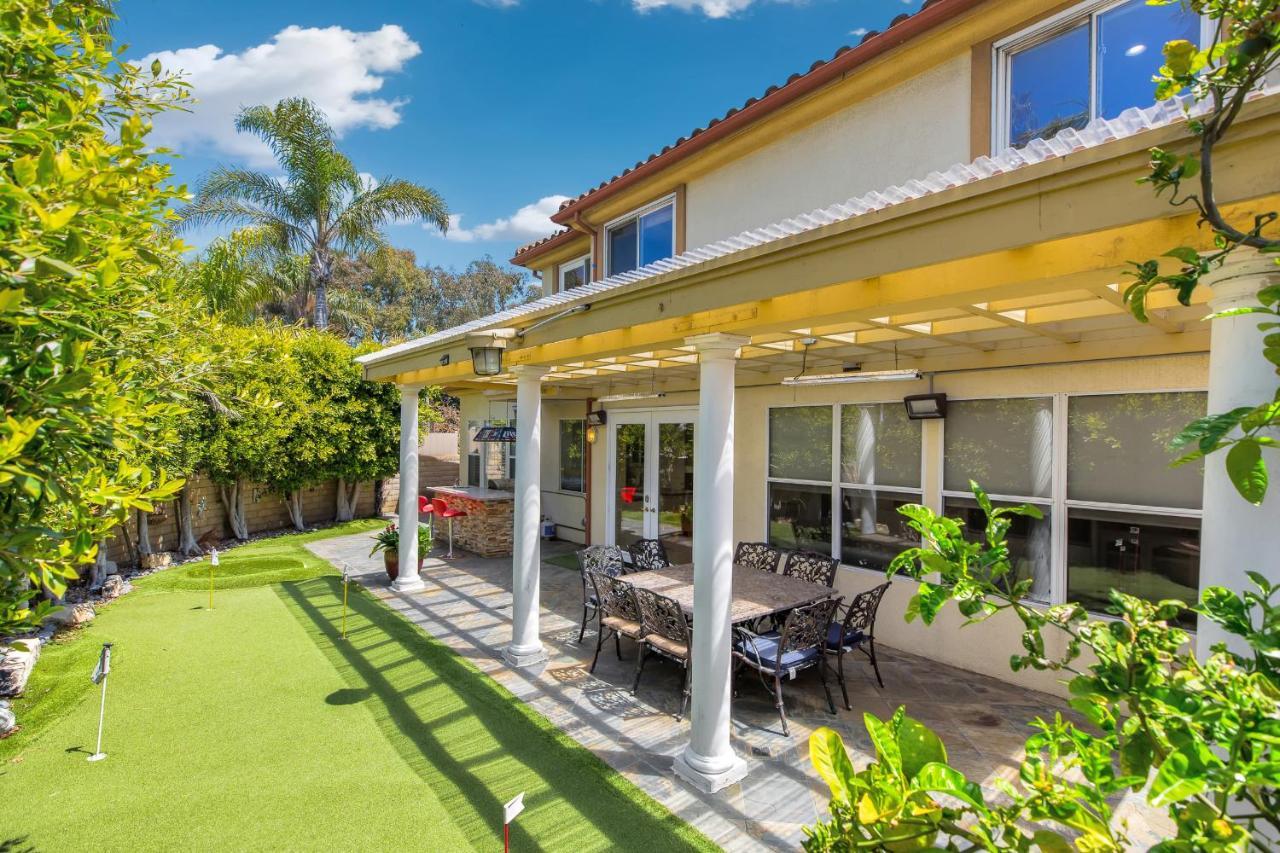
<box><xmin>179</xmin><ymin>97</ymin><xmax>449</xmax><ymax>330</ymax></box>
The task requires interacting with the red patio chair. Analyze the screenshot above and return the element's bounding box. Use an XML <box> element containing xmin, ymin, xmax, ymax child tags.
<box><xmin>431</xmin><ymin>497</ymin><xmax>467</xmax><ymax>559</ymax></box>
<box><xmin>418</xmin><ymin>495</ymin><xmax>435</xmax><ymax>540</ymax></box>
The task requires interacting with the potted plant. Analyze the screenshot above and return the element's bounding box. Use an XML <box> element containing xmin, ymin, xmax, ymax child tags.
<box><xmin>369</xmin><ymin>523</ymin><xmax>432</xmax><ymax>582</ymax></box>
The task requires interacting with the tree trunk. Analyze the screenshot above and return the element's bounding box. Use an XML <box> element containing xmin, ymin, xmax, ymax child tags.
<box><xmin>335</xmin><ymin>478</ymin><xmax>361</xmax><ymax>522</ymax></box>
<box><xmin>373</xmin><ymin>478</ymin><xmax>385</xmax><ymax>516</ymax></box>
<box><xmin>284</xmin><ymin>490</ymin><xmax>305</xmax><ymax>531</ymax></box>
<box><xmin>176</xmin><ymin>485</ymin><xmax>202</xmax><ymax>556</ymax></box>
<box><xmin>310</xmin><ymin>252</ymin><xmax>332</xmax><ymax>331</ymax></box>
<box><xmin>136</xmin><ymin>508</ymin><xmax>153</xmax><ymax>557</ymax></box>
<box><xmin>219</xmin><ymin>480</ymin><xmax>249</xmax><ymax>540</ymax></box>
<box><xmin>91</xmin><ymin>538</ymin><xmax>114</xmax><ymax>590</ymax></box>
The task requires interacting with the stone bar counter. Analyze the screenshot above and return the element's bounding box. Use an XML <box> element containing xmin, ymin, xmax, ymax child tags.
<box><xmin>427</xmin><ymin>486</ymin><xmax>515</xmax><ymax>558</ymax></box>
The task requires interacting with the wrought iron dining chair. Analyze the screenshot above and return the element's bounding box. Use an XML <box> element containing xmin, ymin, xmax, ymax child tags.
<box><xmin>627</xmin><ymin>538</ymin><xmax>671</xmax><ymax>572</ymax></box>
<box><xmin>732</xmin><ymin>596</ymin><xmax>841</xmax><ymax>736</ymax></box>
<box><xmin>735</xmin><ymin>541</ymin><xmax>782</xmax><ymax>573</ymax></box>
<box><xmin>586</xmin><ymin>571</ymin><xmax>644</xmax><ymax>673</ymax></box>
<box><xmin>782</xmin><ymin>549</ymin><xmax>840</xmax><ymax>588</ymax></box>
<box><xmin>631</xmin><ymin>588</ymin><xmax>693</xmax><ymax>720</ymax></box>
<box><xmin>826</xmin><ymin>582</ymin><xmax>891</xmax><ymax>705</ymax></box>
<box><xmin>575</xmin><ymin>545</ymin><xmax>627</xmax><ymax>644</ymax></box>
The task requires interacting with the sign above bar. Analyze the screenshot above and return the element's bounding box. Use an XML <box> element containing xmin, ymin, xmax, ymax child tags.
<box><xmin>474</xmin><ymin>425</ymin><xmax>517</xmax><ymax>443</ymax></box>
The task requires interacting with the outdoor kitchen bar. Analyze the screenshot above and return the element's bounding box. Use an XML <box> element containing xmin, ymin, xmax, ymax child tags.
<box><xmin>426</xmin><ymin>485</ymin><xmax>515</xmax><ymax>558</ymax></box>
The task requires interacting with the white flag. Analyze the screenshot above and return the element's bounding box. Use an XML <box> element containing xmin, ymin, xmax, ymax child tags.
<box><xmin>503</xmin><ymin>793</ymin><xmax>525</xmax><ymax>825</ymax></box>
<box><xmin>91</xmin><ymin>644</ymin><xmax>112</xmax><ymax>684</ymax></box>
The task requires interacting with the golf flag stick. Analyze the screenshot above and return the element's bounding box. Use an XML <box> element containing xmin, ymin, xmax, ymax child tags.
<box><xmin>503</xmin><ymin>792</ymin><xmax>524</xmax><ymax>853</ymax></box>
<box><xmin>341</xmin><ymin>564</ymin><xmax>349</xmax><ymax>639</ymax></box>
<box><xmin>88</xmin><ymin>642</ymin><xmax>113</xmax><ymax>762</ymax></box>
<box><xmin>208</xmin><ymin>548</ymin><xmax>219</xmax><ymax>610</ymax></box>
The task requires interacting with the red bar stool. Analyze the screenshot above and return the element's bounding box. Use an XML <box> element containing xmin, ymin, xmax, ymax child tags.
<box><xmin>431</xmin><ymin>498</ymin><xmax>468</xmax><ymax>559</ymax></box>
<box><xmin>418</xmin><ymin>495</ymin><xmax>435</xmax><ymax>543</ymax></box>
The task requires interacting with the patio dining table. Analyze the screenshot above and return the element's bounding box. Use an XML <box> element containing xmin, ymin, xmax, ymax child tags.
<box><xmin>624</xmin><ymin>562</ymin><xmax>836</xmax><ymax>625</ymax></box>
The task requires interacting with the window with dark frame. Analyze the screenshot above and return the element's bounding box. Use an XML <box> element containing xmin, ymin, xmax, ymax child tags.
<box><xmin>559</xmin><ymin>419</ymin><xmax>585</xmax><ymax>493</ymax></box>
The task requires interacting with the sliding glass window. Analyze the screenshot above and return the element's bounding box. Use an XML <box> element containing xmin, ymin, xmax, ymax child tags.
<box><xmin>1065</xmin><ymin>392</ymin><xmax>1205</xmax><ymax>627</ymax></box>
<box><xmin>839</xmin><ymin>403</ymin><xmax>922</xmax><ymax>570</ymax></box>
<box><xmin>943</xmin><ymin>398</ymin><xmax>1054</xmax><ymax>601</ymax></box>
<box><xmin>766</xmin><ymin>406</ymin><xmax>834</xmax><ymax>553</ymax></box>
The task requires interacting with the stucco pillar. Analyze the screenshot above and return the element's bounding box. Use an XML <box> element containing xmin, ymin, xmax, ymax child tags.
<box><xmin>504</xmin><ymin>365</ymin><xmax>549</xmax><ymax>668</ymax></box>
<box><xmin>1198</xmin><ymin>250</ymin><xmax>1280</xmax><ymax>658</ymax></box>
<box><xmin>393</xmin><ymin>384</ymin><xmax>426</xmax><ymax>593</ymax></box>
<box><xmin>674</xmin><ymin>333</ymin><xmax>750</xmax><ymax>794</ymax></box>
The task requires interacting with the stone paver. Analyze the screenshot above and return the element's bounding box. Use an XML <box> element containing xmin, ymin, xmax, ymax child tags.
<box><xmin>309</xmin><ymin>532</ymin><xmax>1167</xmax><ymax>851</ymax></box>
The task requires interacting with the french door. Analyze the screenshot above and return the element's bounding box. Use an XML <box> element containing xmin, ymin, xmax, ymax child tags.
<box><xmin>607</xmin><ymin>408</ymin><xmax>696</xmax><ymax>564</ymax></box>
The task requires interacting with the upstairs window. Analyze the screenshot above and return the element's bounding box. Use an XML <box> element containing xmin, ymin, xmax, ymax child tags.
<box><xmin>558</xmin><ymin>254</ymin><xmax>590</xmax><ymax>292</ymax></box>
<box><xmin>606</xmin><ymin>197</ymin><xmax>675</xmax><ymax>277</ymax></box>
<box><xmin>994</xmin><ymin>0</ymin><xmax>1202</xmax><ymax>149</ymax></box>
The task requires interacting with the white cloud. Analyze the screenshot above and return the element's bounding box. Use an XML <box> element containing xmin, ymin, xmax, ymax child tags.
<box><xmin>630</xmin><ymin>0</ymin><xmax>762</xmax><ymax>16</ymax></box>
<box><xmin>141</xmin><ymin>24</ymin><xmax>421</xmax><ymax>166</ymax></box>
<box><xmin>849</xmin><ymin>27</ymin><xmax>868</xmax><ymax>36</ymax></box>
<box><xmin>472</xmin><ymin>0</ymin><xmax>520</xmax><ymax>6</ymax></box>
<box><xmin>443</xmin><ymin>195</ymin><xmax>570</xmax><ymax>243</ymax></box>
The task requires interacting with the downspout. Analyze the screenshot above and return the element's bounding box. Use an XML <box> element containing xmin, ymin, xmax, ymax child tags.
<box><xmin>584</xmin><ymin>396</ymin><xmax>595</xmax><ymax>545</ymax></box>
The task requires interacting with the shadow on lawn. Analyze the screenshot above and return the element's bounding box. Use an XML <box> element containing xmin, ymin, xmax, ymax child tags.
<box><xmin>276</xmin><ymin>577</ymin><xmax>712</xmax><ymax>853</ymax></box>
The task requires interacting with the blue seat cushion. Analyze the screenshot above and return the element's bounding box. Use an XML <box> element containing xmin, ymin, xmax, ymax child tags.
<box><xmin>826</xmin><ymin>623</ymin><xmax>866</xmax><ymax>650</ymax></box>
<box><xmin>734</xmin><ymin>631</ymin><xmax>820</xmax><ymax>672</ymax></box>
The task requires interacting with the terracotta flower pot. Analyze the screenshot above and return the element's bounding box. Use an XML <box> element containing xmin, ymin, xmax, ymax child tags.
<box><xmin>383</xmin><ymin>551</ymin><xmax>425</xmax><ymax>583</ymax></box>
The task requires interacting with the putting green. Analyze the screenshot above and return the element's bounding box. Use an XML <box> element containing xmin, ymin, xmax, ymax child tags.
<box><xmin>1</xmin><ymin>522</ymin><xmax>714</xmax><ymax>852</ymax></box>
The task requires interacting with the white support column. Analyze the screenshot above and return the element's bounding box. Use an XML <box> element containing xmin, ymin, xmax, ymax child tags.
<box><xmin>393</xmin><ymin>383</ymin><xmax>426</xmax><ymax>593</ymax></box>
<box><xmin>504</xmin><ymin>365</ymin><xmax>549</xmax><ymax>668</ymax></box>
<box><xmin>674</xmin><ymin>333</ymin><xmax>749</xmax><ymax>794</ymax></box>
<box><xmin>1198</xmin><ymin>251</ymin><xmax>1280</xmax><ymax>658</ymax></box>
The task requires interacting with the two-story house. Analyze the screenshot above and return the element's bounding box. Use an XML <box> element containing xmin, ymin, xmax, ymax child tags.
<box><xmin>360</xmin><ymin>0</ymin><xmax>1279</xmax><ymax>793</ymax></box>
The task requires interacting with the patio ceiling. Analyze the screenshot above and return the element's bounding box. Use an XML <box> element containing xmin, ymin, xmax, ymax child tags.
<box><xmin>445</xmin><ymin>281</ymin><xmax>1211</xmax><ymax>397</ymax></box>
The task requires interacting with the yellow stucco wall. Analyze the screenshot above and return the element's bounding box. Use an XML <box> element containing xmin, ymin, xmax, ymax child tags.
<box><xmin>685</xmin><ymin>53</ymin><xmax>973</xmax><ymax>248</ymax></box>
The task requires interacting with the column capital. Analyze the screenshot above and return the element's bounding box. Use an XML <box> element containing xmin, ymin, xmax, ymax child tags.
<box><xmin>1204</xmin><ymin>249</ymin><xmax>1280</xmax><ymax>312</ymax></box>
<box><xmin>510</xmin><ymin>364</ymin><xmax>550</xmax><ymax>380</ymax></box>
<box><xmin>397</xmin><ymin>382</ymin><xmax>426</xmax><ymax>395</ymax></box>
<box><xmin>684</xmin><ymin>333</ymin><xmax>749</xmax><ymax>359</ymax></box>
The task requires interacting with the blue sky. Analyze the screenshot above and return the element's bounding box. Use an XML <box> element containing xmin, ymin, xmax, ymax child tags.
<box><xmin>118</xmin><ymin>0</ymin><xmax>922</xmax><ymax>270</ymax></box>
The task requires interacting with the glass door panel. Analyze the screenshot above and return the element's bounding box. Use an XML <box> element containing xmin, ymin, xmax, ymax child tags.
<box><xmin>656</xmin><ymin>420</ymin><xmax>694</xmax><ymax>564</ymax></box>
<box><xmin>613</xmin><ymin>421</ymin><xmax>647</xmax><ymax>550</ymax></box>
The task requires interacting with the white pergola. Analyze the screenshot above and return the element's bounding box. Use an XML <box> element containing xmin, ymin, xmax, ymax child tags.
<box><xmin>375</xmin><ymin>248</ymin><xmax>1278</xmax><ymax>793</ymax></box>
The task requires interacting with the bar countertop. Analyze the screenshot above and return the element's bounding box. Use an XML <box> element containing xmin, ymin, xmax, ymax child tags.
<box><xmin>427</xmin><ymin>485</ymin><xmax>515</xmax><ymax>503</ymax></box>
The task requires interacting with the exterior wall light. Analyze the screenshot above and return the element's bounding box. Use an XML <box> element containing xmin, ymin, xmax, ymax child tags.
<box><xmin>585</xmin><ymin>425</ymin><xmax>598</xmax><ymax>445</ymax></box>
<box><xmin>903</xmin><ymin>392</ymin><xmax>947</xmax><ymax>420</ymax></box>
<box><xmin>466</xmin><ymin>333</ymin><xmax>513</xmax><ymax>377</ymax></box>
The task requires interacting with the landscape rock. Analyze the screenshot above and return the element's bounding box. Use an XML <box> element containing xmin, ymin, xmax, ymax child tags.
<box><xmin>0</xmin><ymin>700</ymin><xmax>14</xmax><ymax>736</ymax></box>
<box><xmin>46</xmin><ymin>602</ymin><xmax>95</xmax><ymax>629</ymax></box>
<box><xmin>140</xmin><ymin>553</ymin><xmax>171</xmax><ymax>570</ymax></box>
<box><xmin>101</xmin><ymin>575</ymin><xmax>128</xmax><ymax>599</ymax></box>
<box><xmin>0</xmin><ymin>639</ymin><xmax>43</xmax><ymax>698</ymax></box>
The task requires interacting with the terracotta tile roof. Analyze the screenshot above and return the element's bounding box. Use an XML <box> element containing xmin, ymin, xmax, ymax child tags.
<box><xmin>511</xmin><ymin>0</ymin><xmax>979</xmax><ymax>265</ymax></box>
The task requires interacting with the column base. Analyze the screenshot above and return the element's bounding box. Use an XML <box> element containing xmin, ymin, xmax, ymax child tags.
<box><xmin>502</xmin><ymin>644</ymin><xmax>547</xmax><ymax>668</ymax></box>
<box><xmin>390</xmin><ymin>576</ymin><xmax>426</xmax><ymax>593</ymax></box>
<box><xmin>673</xmin><ymin>747</ymin><xmax>748</xmax><ymax>794</ymax></box>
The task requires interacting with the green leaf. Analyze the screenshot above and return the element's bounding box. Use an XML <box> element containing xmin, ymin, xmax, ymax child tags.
<box><xmin>1225</xmin><ymin>440</ymin><xmax>1268</xmax><ymax>505</ymax></box>
<box><xmin>914</xmin><ymin>762</ymin><xmax>985</xmax><ymax>810</ymax></box>
<box><xmin>809</xmin><ymin>726</ymin><xmax>856</xmax><ymax>803</ymax></box>
<box><xmin>897</xmin><ymin>716</ymin><xmax>947</xmax><ymax>780</ymax></box>
<box><xmin>1149</xmin><ymin>748</ymin><xmax>1207</xmax><ymax>807</ymax></box>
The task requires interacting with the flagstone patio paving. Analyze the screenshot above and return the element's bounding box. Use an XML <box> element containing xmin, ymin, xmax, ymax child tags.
<box><xmin>308</xmin><ymin>532</ymin><xmax>1168</xmax><ymax>851</ymax></box>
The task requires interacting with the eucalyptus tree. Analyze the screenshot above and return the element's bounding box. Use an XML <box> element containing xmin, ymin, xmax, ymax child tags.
<box><xmin>179</xmin><ymin>97</ymin><xmax>450</xmax><ymax>330</ymax></box>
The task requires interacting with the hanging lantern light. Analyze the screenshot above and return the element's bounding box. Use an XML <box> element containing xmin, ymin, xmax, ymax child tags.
<box><xmin>466</xmin><ymin>333</ymin><xmax>513</xmax><ymax>377</ymax></box>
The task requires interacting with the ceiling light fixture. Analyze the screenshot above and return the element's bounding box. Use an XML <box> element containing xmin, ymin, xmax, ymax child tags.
<box><xmin>781</xmin><ymin>368</ymin><xmax>922</xmax><ymax>386</ymax></box>
<box><xmin>596</xmin><ymin>391</ymin><xmax>668</xmax><ymax>403</ymax></box>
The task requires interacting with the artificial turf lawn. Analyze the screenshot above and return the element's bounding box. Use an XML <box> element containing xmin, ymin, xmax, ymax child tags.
<box><xmin>1</xmin><ymin>522</ymin><xmax>715</xmax><ymax>852</ymax></box>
